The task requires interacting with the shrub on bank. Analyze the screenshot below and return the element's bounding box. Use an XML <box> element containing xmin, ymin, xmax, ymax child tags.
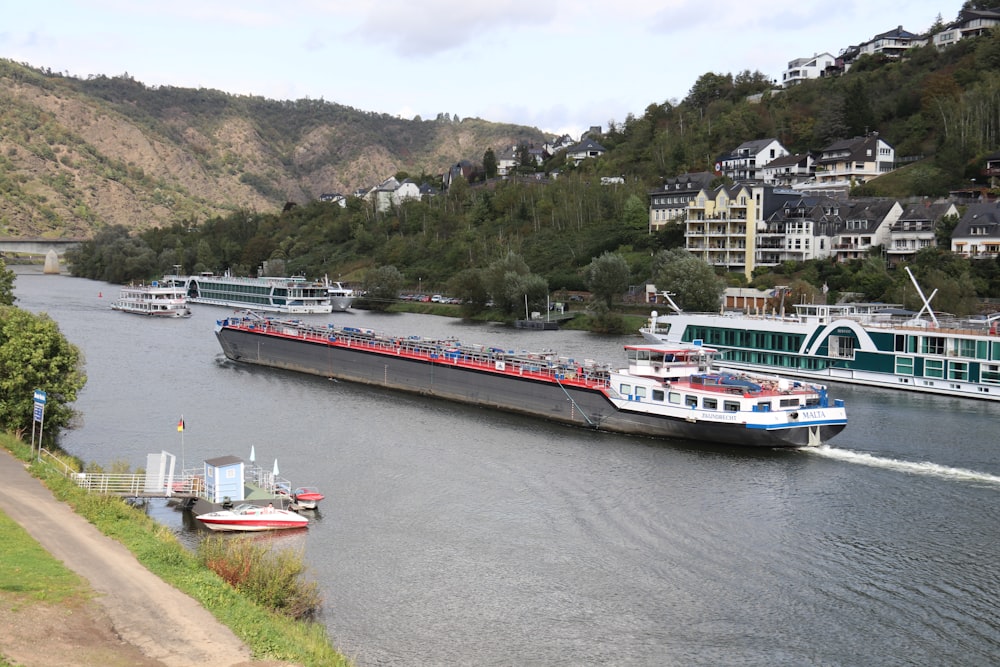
<box><xmin>199</xmin><ymin>535</ymin><xmax>322</xmax><ymax>620</ymax></box>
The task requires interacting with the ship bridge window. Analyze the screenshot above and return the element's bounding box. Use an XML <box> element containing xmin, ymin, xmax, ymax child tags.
<box><xmin>723</xmin><ymin>400</ymin><xmax>740</xmax><ymax>412</ymax></box>
<box><xmin>921</xmin><ymin>336</ymin><xmax>945</xmax><ymax>356</ymax></box>
<box><xmin>954</xmin><ymin>339</ymin><xmax>976</xmax><ymax>358</ymax></box>
<box><xmin>895</xmin><ymin>334</ymin><xmax>918</xmax><ymax>353</ymax></box>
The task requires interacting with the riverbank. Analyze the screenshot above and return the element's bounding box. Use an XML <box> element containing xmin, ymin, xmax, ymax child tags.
<box><xmin>0</xmin><ymin>433</ymin><xmax>349</xmax><ymax>667</ymax></box>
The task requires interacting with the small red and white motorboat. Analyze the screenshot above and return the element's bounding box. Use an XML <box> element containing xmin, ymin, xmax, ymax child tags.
<box><xmin>196</xmin><ymin>503</ymin><xmax>309</xmax><ymax>532</ymax></box>
<box><xmin>291</xmin><ymin>487</ymin><xmax>325</xmax><ymax>510</ymax></box>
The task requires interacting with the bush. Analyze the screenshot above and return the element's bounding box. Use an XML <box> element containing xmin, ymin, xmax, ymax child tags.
<box><xmin>198</xmin><ymin>535</ymin><xmax>322</xmax><ymax>621</ymax></box>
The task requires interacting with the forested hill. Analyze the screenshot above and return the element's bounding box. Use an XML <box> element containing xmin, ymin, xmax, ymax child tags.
<box><xmin>0</xmin><ymin>59</ymin><xmax>545</xmax><ymax>238</ymax></box>
<box><xmin>4</xmin><ymin>23</ymin><xmax>1000</xmax><ymax>242</ymax></box>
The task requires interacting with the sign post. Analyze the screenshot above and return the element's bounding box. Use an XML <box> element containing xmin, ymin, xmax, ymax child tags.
<box><xmin>30</xmin><ymin>389</ymin><xmax>47</xmax><ymax>461</ymax></box>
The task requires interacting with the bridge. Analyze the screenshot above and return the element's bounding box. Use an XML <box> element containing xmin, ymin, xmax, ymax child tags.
<box><xmin>0</xmin><ymin>238</ymin><xmax>85</xmax><ymax>257</ymax></box>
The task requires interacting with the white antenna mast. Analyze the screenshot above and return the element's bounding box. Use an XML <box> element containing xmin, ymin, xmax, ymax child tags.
<box><xmin>904</xmin><ymin>267</ymin><xmax>939</xmax><ymax>328</ymax></box>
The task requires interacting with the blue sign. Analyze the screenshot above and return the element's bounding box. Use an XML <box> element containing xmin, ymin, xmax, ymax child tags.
<box><xmin>33</xmin><ymin>404</ymin><xmax>44</xmax><ymax>422</ymax></box>
<box><xmin>33</xmin><ymin>389</ymin><xmax>47</xmax><ymax>405</ymax></box>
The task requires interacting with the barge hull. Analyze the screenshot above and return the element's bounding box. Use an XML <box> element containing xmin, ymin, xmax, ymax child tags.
<box><xmin>216</xmin><ymin>327</ymin><xmax>842</xmax><ymax>448</ymax></box>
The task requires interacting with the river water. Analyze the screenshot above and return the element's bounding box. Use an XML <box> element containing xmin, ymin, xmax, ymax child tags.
<box><xmin>11</xmin><ymin>268</ymin><xmax>1000</xmax><ymax>666</ymax></box>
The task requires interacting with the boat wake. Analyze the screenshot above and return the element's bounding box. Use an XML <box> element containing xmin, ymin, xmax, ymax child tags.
<box><xmin>806</xmin><ymin>445</ymin><xmax>1000</xmax><ymax>486</ymax></box>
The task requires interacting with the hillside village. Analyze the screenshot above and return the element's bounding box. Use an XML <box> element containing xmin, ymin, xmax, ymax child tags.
<box><xmin>335</xmin><ymin>7</ymin><xmax>1000</xmax><ymax>284</ymax></box>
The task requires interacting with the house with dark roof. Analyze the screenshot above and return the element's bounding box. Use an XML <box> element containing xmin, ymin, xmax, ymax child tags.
<box><xmin>841</xmin><ymin>25</ymin><xmax>923</xmax><ymax>69</ymax></box>
<box><xmin>811</xmin><ymin>134</ymin><xmax>895</xmax><ymax>188</ymax></box>
<box><xmin>886</xmin><ymin>202</ymin><xmax>959</xmax><ymax>266</ymax></box>
<box><xmin>756</xmin><ymin>195</ymin><xmax>845</xmax><ymax>265</ymax></box>
<box><xmin>933</xmin><ymin>8</ymin><xmax>1000</xmax><ymax>49</ymax></box>
<box><xmin>319</xmin><ymin>192</ymin><xmax>347</xmax><ymax>207</ymax></box>
<box><xmin>830</xmin><ymin>199</ymin><xmax>902</xmax><ymax>262</ymax></box>
<box><xmin>716</xmin><ymin>138</ymin><xmax>788</xmax><ymax>181</ymax></box>
<box><xmin>647</xmin><ymin>172</ymin><xmax>715</xmax><ymax>232</ymax></box>
<box><xmin>760</xmin><ymin>153</ymin><xmax>815</xmax><ymax>186</ymax></box>
<box><xmin>952</xmin><ymin>202</ymin><xmax>1000</xmax><ymax>259</ymax></box>
<box><xmin>565</xmin><ymin>138</ymin><xmax>606</xmax><ymax>166</ymax></box>
<box><xmin>445</xmin><ymin>160</ymin><xmax>477</xmax><ymax>189</ymax></box>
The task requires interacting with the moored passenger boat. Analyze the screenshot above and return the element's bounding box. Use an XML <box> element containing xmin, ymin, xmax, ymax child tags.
<box><xmin>164</xmin><ymin>271</ymin><xmax>333</xmax><ymax>314</ymax></box>
<box><xmin>642</xmin><ymin>268</ymin><xmax>1000</xmax><ymax>402</ymax></box>
<box><xmin>325</xmin><ymin>280</ymin><xmax>355</xmax><ymax>311</ymax></box>
<box><xmin>214</xmin><ymin>312</ymin><xmax>847</xmax><ymax>448</ymax></box>
<box><xmin>111</xmin><ymin>282</ymin><xmax>191</xmax><ymax>318</ymax></box>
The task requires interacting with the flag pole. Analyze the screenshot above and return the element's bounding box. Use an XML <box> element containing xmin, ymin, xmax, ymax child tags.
<box><xmin>178</xmin><ymin>415</ymin><xmax>185</xmax><ymax>473</ymax></box>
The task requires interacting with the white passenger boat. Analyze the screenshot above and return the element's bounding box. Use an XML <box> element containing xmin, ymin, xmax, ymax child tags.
<box><xmin>326</xmin><ymin>280</ymin><xmax>355</xmax><ymax>311</ymax></box>
<box><xmin>642</xmin><ymin>268</ymin><xmax>1000</xmax><ymax>401</ymax></box>
<box><xmin>111</xmin><ymin>282</ymin><xmax>191</xmax><ymax>318</ymax></box>
<box><xmin>163</xmin><ymin>272</ymin><xmax>333</xmax><ymax>314</ymax></box>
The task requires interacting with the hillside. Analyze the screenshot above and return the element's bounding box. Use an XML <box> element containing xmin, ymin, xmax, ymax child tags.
<box><xmin>0</xmin><ymin>60</ymin><xmax>545</xmax><ymax>238</ymax></box>
<box><xmin>4</xmin><ymin>24</ymin><xmax>1000</xmax><ymax>244</ymax></box>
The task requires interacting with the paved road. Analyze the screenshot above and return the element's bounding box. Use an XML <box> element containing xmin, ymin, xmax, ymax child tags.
<box><xmin>0</xmin><ymin>447</ymin><xmax>256</xmax><ymax>666</ymax></box>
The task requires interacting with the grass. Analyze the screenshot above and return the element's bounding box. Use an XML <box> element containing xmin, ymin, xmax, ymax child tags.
<box><xmin>0</xmin><ymin>432</ymin><xmax>351</xmax><ymax>666</ymax></box>
<box><xmin>0</xmin><ymin>511</ymin><xmax>90</xmax><ymax>603</ymax></box>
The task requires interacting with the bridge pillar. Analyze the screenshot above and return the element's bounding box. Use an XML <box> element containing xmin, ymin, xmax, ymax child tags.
<box><xmin>43</xmin><ymin>249</ymin><xmax>60</xmax><ymax>274</ymax></box>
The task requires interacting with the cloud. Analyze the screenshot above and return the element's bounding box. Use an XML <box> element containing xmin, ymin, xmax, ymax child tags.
<box><xmin>349</xmin><ymin>1</ymin><xmax>559</xmax><ymax>57</ymax></box>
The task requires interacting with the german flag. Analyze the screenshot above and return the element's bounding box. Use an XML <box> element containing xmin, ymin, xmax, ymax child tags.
<box><xmin>177</xmin><ymin>417</ymin><xmax>185</xmax><ymax>432</ymax></box>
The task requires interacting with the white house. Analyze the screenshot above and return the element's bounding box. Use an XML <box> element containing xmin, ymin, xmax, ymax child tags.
<box><xmin>782</xmin><ymin>53</ymin><xmax>836</xmax><ymax>87</ymax></box>
<box><xmin>760</xmin><ymin>153</ymin><xmax>815</xmax><ymax>186</ymax></box>
<box><xmin>951</xmin><ymin>202</ymin><xmax>1000</xmax><ymax>259</ymax></box>
<box><xmin>886</xmin><ymin>202</ymin><xmax>959</xmax><ymax>266</ymax></box>
<box><xmin>716</xmin><ymin>138</ymin><xmax>789</xmax><ymax>181</ymax></box>
<box><xmin>565</xmin><ymin>138</ymin><xmax>606</xmax><ymax>166</ymax></box>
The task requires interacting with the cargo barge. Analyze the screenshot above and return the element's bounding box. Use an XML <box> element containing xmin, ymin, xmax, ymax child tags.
<box><xmin>214</xmin><ymin>312</ymin><xmax>847</xmax><ymax>448</ymax></box>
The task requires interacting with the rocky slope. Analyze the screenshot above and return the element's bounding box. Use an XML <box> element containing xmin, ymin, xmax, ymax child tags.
<box><xmin>0</xmin><ymin>60</ymin><xmax>544</xmax><ymax>238</ymax></box>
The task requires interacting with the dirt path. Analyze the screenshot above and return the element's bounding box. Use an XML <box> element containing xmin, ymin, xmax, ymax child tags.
<box><xmin>0</xmin><ymin>448</ymin><xmax>293</xmax><ymax>667</ymax></box>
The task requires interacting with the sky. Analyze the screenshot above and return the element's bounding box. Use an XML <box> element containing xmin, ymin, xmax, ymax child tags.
<box><xmin>2</xmin><ymin>1</ymin><xmax>962</xmax><ymax>140</ymax></box>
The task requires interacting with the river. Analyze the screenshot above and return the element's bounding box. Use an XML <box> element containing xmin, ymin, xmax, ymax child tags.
<box><xmin>12</xmin><ymin>268</ymin><xmax>1000</xmax><ymax>666</ymax></box>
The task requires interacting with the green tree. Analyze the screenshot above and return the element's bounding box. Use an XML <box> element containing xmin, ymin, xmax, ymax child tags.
<box><xmin>0</xmin><ymin>306</ymin><xmax>86</xmax><ymax>439</ymax></box>
<box><xmin>448</xmin><ymin>268</ymin><xmax>489</xmax><ymax>314</ymax></box>
<box><xmin>483</xmin><ymin>148</ymin><xmax>498</xmax><ymax>180</ymax></box>
<box><xmin>936</xmin><ymin>213</ymin><xmax>961</xmax><ymax>248</ymax></box>
<box><xmin>361</xmin><ymin>265</ymin><xmax>404</xmax><ymax>311</ymax></box>
<box><xmin>651</xmin><ymin>248</ymin><xmax>725</xmax><ymax>312</ymax></box>
<box><xmin>0</xmin><ymin>257</ymin><xmax>14</xmax><ymax>306</ymax></box>
<box><xmin>516</xmin><ymin>143</ymin><xmax>534</xmax><ymax>174</ymax></box>
<box><xmin>484</xmin><ymin>252</ymin><xmax>531</xmax><ymax>314</ymax></box>
<box><xmin>587</xmin><ymin>252</ymin><xmax>631</xmax><ymax>309</ymax></box>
